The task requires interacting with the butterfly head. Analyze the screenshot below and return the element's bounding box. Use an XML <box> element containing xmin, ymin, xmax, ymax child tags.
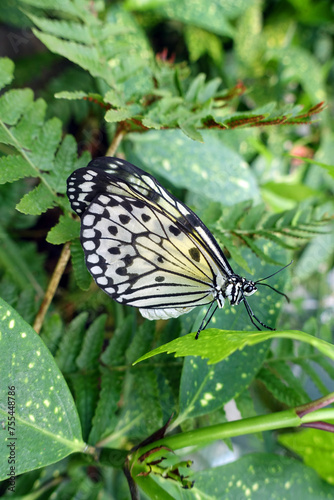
<box><xmin>225</xmin><ymin>275</ymin><xmax>257</xmax><ymax>306</ymax></box>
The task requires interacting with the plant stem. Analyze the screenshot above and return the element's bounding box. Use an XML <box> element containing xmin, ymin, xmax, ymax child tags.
<box><xmin>33</xmin><ymin>242</ymin><xmax>71</xmax><ymax>334</ymax></box>
<box><xmin>106</xmin><ymin>124</ymin><xmax>127</xmax><ymax>156</ymax></box>
<box><xmin>139</xmin><ymin>407</ymin><xmax>334</xmax><ymax>456</ymax></box>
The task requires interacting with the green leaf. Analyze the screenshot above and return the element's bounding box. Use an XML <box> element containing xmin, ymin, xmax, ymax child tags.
<box><xmin>88</xmin><ymin>367</ymin><xmax>125</xmax><ymax>444</ymax></box>
<box><xmin>216</xmin><ymin>233</ymin><xmax>252</xmax><ymax>274</ymax></box>
<box><xmin>0</xmin><ymin>298</ymin><xmax>84</xmax><ymax>480</ymax></box>
<box><xmin>279</xmin><ymin>429</ymin><xmax>334</xmax><ymax>485</ymax></box>
<box><xmin>47</xmin><ymin>214</ymin><xmax>80</xmax><ymax>244</ymax></box>
<box><xmin>134</xmin><ymin>473</ymin><xmax>176</xmax><ymax>500</ymax></box>
<box><xmin>70</xmin><ymin>238</ymin><xmax>91</xmax><ymax>291</ymax></box>
<box><xmin>0</xmin><ymin>227</ymin><xmax>45</xmax><ymax>294</ymax></box>
<box><xmin>29</xmin><ymin>117</ymin><xmax>62</xmax><ymax>171</ymax></box>
<box><xmin>27</xmin><ymin>13</ymin><xmax>92</xmax><ymax>44</ymax></box>
<box><xmin>40</xmin><ymin>314</ymin><xmax>64</xmax><ymax>355</ymax></box>
<box><xmin>184</xmin><ymin>73</ymin><xmax>206</xmax><ymax>102</ymax></box>
<box><xmin>135</xmin><ymin>329</ymin><xmax>334</xmax><ymax>365</ymax></box>
<box><xmin>72</xmin><ymin>372</ymin><xmax>99</xmax><ymax>442</ymax></box>
<box><xmin>191</xmin><ymin>453</ymin><xmax>334</xmax><ymax>499</ymax></box>
<box><xmin>0</xmin><ymin>88</ymin><xmax>34</xmax><ymax>127</ymax></box>
<box><xmin>157</xmin><ymin>0</ymin><xmax>240</xmax><ymax>37</ymax></box>
<box><xmin>49</xmin><ymin>134</ymin><xmax>78</xmax><ymax>193</ymax></box>
<box><xmin>289</xmin><ymin>156</ymin><xmax>334</xmax><ymax>179</ymax></box>
<box><xmin>89</xmin><ymin>318</ymin><xmax>133</xmax><ymax>443</ymax></box>
<box><xmin>178</xmin><ymin>119</ymin><xmax>203</xmax><ymax>142</ymax></box>
<box><xmin>55</xmin><ymin>313</ymin><xmax>89</xmax><ymax>373</ymax></box>
<box><xmin>177</xmin><ymin>340</ymin><xmax>269</xmax><ymax>422</ymax></box>
<box><xmin>55</xmin><ymin>90</ymin><xmax>89</xmax><ymax>100</ymax></box>
<box><xmin>119</xmin><ymin>366</ymin><xmax>163</xmax><ymax>441</ymax></box>
<box><xmin>19</xmin><ymin>0</ymin><xmax>86</xmax><ymax>18</ymax></box>
<box><xmin>32</xmin><ymin>29</ymin><xmax>115</xmax><ymax>86</ymax></box>
<box><xmin>268</xmin><ymin>46</ymin><xmax>326</xmax><ymax>103</ymax></box>
<box><xmin>185</xmin><ymin>26</ymin><xmax>223</xmax><ymax>65</ymax></box>
<box><xmin>0</xmin><ymin>155</ymin><xmax>36</xmax><ymax>184</ymax></box>
<box><xmin>16</xmin><ymin>182</ymin><xmax>57</xmax><ymax>215</ymax></box>
<box><xmin>105</xmin><ymin>108</ymin><xmax>134</xmax><ymax>123</ymax></box>
<box><xmin>240</xmin><ymin>235</ymin><xmax>284</xmax><ymax>266</ymax></box>
<box><xmin>0</xmin><ymin>57</ymin><xmax>15</xmax><ymax>90</ymax></box>
<box><xmin>263</xmin><ymin>181</ymin><xmax>320</xmax><ymax>202</ymax></box>
<box><xmin>104</xmin><ymin>89</ymin><xmax>127</xmax><ymax>108</ymax></box>
<box><xmin>126</xmin><ymin>129</ymin><xmax>260</xmax><ymax>205</ymax></box>
<box><xmin>76</xmin><ymin>314</ymin><xmax>106</xmax><ymax>371</ymax></box>
<box><xmin>257</xmin><ymin>367</ymin><xmax>306</xmax><ymax>407</ymax></box>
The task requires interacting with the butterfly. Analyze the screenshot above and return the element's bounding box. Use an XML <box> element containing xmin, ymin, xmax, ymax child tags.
<box><xmin>67</xmin><ymin>157</ymin><xmax>289</xmax><ymax>338</ymax></box>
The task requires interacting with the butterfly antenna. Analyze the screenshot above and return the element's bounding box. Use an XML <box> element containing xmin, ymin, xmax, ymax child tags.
<box><xmin>255</xmin><ymin>261</ymin><xmax>293</xmax><ymax>283</ymax></box>
<box><xmin>243</xmin><ymin>296</ymin><xmax>275</xmax><ymax>331</ymax></box>
<box><xmin>196</xmin><ymin>302</ymin><xmax>218</xmax><ymax>339</ymax></box>
<box><xmin>255</xmin><ymin>282</ymin><xmax>290</xmax><ymax>303</ymax></box>
<box><xmin>255</xmin><ymin>260</ymin><xmax>292</xmax><ymax>303</ymax></box>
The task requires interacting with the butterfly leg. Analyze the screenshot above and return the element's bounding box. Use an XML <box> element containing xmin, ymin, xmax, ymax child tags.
<box><xmin>195</xmin><ymin>302</ymin><xmax>218</xmax><ymax>339</ymax></box>
<box><xmin>243</xmin><ymin>298</ymin><xmax>275</xmax><ymax>331</ymax></box>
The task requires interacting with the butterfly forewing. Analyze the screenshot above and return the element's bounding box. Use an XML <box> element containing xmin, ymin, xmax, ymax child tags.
<box><xmin>67</xmin><ymin>158</ymin><xmax>233</xmax><ymax>276</ymax></box>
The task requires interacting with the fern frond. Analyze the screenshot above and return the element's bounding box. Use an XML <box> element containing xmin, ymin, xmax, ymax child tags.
<box><xmin>213</xmin><ymin>200</ymin><xmax>332</xmax><ymax>269</ymax></box>
<box><xmin>0</xmin><ymin>57</ymin><xmax>90</xmax><ymax>252</ymax></box>
<box><xmin>21</xmin><ymin>4</ymin><xmax>325</xmax><ymax>142</ymax></box>
<box><xmin>76</xmin><ymin>314</ymin><xmax>107</xmax><ymax>371</ymax></box>
<box><xmin>55</xmin><ymin>312</ymin><xmax>89</xmax><ymax>373</ymax></box>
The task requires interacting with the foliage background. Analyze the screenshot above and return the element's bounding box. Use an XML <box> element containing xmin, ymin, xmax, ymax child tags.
<box><xmin>0</xmin><ymin>0</ymin><xmax>333</xmax><ymax>498</ymax></box>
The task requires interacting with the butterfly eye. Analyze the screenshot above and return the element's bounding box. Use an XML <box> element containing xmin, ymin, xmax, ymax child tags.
<box><xmin>243</xmin><ymin>284</ymin><xmax>257</xmax><ymax>295</ymax></box>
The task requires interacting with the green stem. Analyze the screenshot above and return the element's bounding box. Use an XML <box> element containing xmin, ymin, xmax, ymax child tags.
<box><xmin>139</xmin><ymin>407</ymin><xmax>334</xmax><ymax>456</ymax></box>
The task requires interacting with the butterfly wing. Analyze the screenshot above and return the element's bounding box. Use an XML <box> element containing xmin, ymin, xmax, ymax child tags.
<box><xmin>67</xmin><ymin>157</ymin><xmax>232</xmax><ymax>319</ymax></box>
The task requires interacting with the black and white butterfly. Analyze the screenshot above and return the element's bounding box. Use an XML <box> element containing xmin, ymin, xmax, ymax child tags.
<box><xmin>67</xmin><ymin>157</ymin><xmax>289</xmax><ymax>338</ymax></box>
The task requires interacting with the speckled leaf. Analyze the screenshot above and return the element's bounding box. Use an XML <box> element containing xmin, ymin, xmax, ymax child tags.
<box><xmin>154</xmin><ymin>453</ymin><xmax>334</xmax><ymax>499</ymax></box>
<box><xmin>0</xmin><ymin>298</ymin><xmax>84</xmax><ymax>480</ymax></box>
<box><xmin>156</xmin><ymin>0</ymin><xmax>250</xmax><ymax>37</ymax></box>
<box><xmin>125</xmin><ymin>129</ymin><xmax>260</xmax><ymax>205</ymax></box>
<box><xmin>279</xmin><ymin>429</ymin><xmax>334</xmax><ymax>484</ymax></box>
<box><xmin>178</xmin><ymin>342</ymin><xmax>269</xmax><ymax>420</ymax></box>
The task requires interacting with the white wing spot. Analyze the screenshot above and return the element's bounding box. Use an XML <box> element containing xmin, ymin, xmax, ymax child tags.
<box><xmin>84</xmin><ymin>215</ymin><xmax>96</xmax><ymax>226</ymax></box>
<box><xmin>87</xmin><ymin>254</ymin><xmax>99</xmax><ymax>263</ymax></box>
<box><xmin>96</xmin><ymin>277</ymin><xmax>108</xmax><ymax>285</ymax></box>
<box><xmin>90</xmin><ymin>204</ymin><xmax>104</xmax><ymax>215</ymax></box>
<box><xmin>82</xmin><ymin>229</ymin><xmax>95</xmax><ymax>238</ymax></box>
<box><xmin>91</xmin><ymin>266</ymin><xmax>103</xmax><ymax>274</ymax></box>
<box><xmin>83</xmin><ymin>241</ymin><xmax>96</xmax><ymax>251</ymax></box>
